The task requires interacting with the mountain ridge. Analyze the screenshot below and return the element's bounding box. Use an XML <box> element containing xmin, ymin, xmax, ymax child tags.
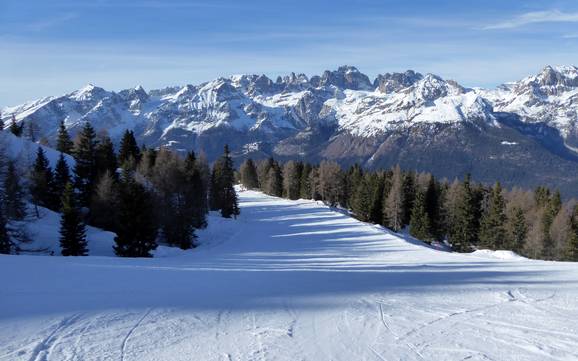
<box><xmin>3</xmin><ymin>65</ymin><xmax>578</xmax><ymax>195</ymax></box>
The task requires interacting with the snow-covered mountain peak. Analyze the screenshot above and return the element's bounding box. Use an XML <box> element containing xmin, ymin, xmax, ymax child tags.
<box><xmin>72</xmin><ymin>83</ymin><xmax>108</xmax><ymax>101</ymax></box>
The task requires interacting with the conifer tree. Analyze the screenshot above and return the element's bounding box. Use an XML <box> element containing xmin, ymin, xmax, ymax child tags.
<box><xmin>118</xmin><ymin>130</ymin><xmax>141</xmax><ymax>167</ymax></box>
<box><xmin>369</xmin><ymin>173</ymin><xmax>386</xmax><ymax>224</ymax></box>
<box><xmin>30</xmin><ymin>147</ymin><xmax>55</xmax><ymax>211</ymax></box>
<box><xmin>541</xmin><ymin>190</ymin><xmax>561</xmax><ymax>260</ymax></box>
<box><xmin>449</xmin><ymin>174</ymin><xmax>477</xmax><ymax>252</ymax></box>
<box><xmin>114</xmin><ymin>170</ymin><xmax>158</xmax><ymax>257</ymax></box>
<box><xmin>9</xmin><ymin>116</ymin><xmax>23</xmax><ymax>137</ymax></box>
<box><xmin>0</xmin><ymin>202</ymin><xmax>10</xmax><ymax>254</ymax></box>
<box><xmin>402</xmin><ymin>171</ymin><xmax>416</xmax><ymax>225</ymax></box>
<box><xmin>95</xmin><ymin>134</ymin><xmax>118</xmax><ymax>178</ymax></box>
<box><xmin>300</xmin><ymin>163</ymin><xmax>312</xmax><ymax>199</ymax></box>
<box><xmin>56</xmin><ymin>120</ymin><xmax>74</xmax><ymax>154</ymax></box>
<box><xmin>257</xmin><ymin>158</ymin><xmax>275</xmax><ymax>188</ymax></box>
<box><xmin>73</xmin><ymin>122</ymin><xmax>98</xmax><ymax>208</ymax></box>
<box><xmin>566</xmin><ymin>205</ymin><xmax>578</xmax><ymax>261</ymax></box>
<box><xmin>346</xmin><ymin>164</ymin><xmax>364</xmax><ymax>209</ymax></box>
<box><xmin>3</xmin><ymin>160</ymin><xmax>26</xmax><ymax>220</ymax></box>
<box><xmin>53</xmin><ymin>153</ymin><xmax>71</xmax><ymax>206</ymax></box>
<box><xmin>383</xmin><ymin>165</ymin><xmax>404</xmax><ymax>232</ymax></box>
<box><xmin>209</xmin><ymin>146</ymin><xmax>240</xmax><ymax>218</ymax></box>
<box><xmin>318</xmin><ymin>161</ymin><xmax>343</xmax><ymax>207</ymax></box>
<box><xmin>479</xmin><ymin>182</ymin><xmax>507</xmax><ymax>249</ymax></box>
<box><xmin>351</xmin><ymin>175</ymin><xmax>373</xmax><ymax>222</ymax></box>
<box><xmin>239</xmin><ymin>158</ymin><xmax>259</xmax><ymax>190</ymax></box>
<box><xmin>59</xmin><ymin>183</ymin><xmax>88</xmax><ymax>256</ymax></box>
<box><xmin>265</xmin><ymin>164</ymin><xmax>283</xmax><ymax>197</ymax></box>
<box><xmin>424</xmin><ymin>175</ymin><xmax>442</xmax><ymax>240</ymax></box>
<box><xmin>409</xmin><ymin>189</ymin><xmax>432</xmax><ymax>242</ymax></box>
<box><xmin>282</xmin><ymin>161</ymin><xmax>302</xmax><ymax>200</ymax></box>
<box><xmin>184</xmin><ymin>151</ymin><xmax>208</xmax><ymax>229</ymax></box>
<box><xmin>508</xmin><ymin>207</ymin><xmax>528</xmax><ymax>253</ymax></box>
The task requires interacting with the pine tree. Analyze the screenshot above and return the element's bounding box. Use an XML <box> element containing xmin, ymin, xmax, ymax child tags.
<box><xmin>282</xmin><ymin>161</ymin><xmax>302</xmax><ymax>200</ymax></box>
<box><xmin>346</xmin><ymin>164</ymin><xmax>363</xmax><ymax>209</ymax></box>
<box><xmin>299</xmin><ymin>163</ymin><xmax>312</xmax><ymax>199</ymax></box>
<box><xmin>424</xmin><ymin>175</ymin><xmax>442</xmax><ymax>240</ymax></box>
<box><xmin>30</xmin><ymin>147</ymin><xmax>55</xmax><ymax>211</ymax></box>
<box><xmin>383</xmin><ymin>165</ymin><xmax>404</xmax><ymax>232</ymax></box>
<box><xmin>402</xmin><ymin>171</ymin><xmax>416</xmax><ymax>225</ymax></box>
<box><xmin>265</xmin><ymin>163</ymin><xmax>283</xmax><ymax>197</ymax></box>
<box><xmin>219</xmin><ymin>146</ymin><xmax>240</xmax><ymax>218</ymax></box>
<box><xmin>369</xmin><ymin>173</ymin><xmax>386</xmax><ymax>224</ymax></box>
<box><xmin>409</xmin><ymin>190</ymin><xmax>432</xmax><ymax>242</ymax></box>
<box><xmin>508</xmin><ymin>207</ymin><xmax>528</xmax><ymax>253</ymax></box>
<box><xmin>351</xmin><ymin>175</ymin><xmax>373</xmax><ymax>222</ymax></box>
<box><xmin>3</xmin><ymin>161</ymin><xmax>26</xmax><ymax>220</ymax></box>
<box><xmin>114</xmin><ymin>170</ymin><xmax>158</xmax><ymax>257</ymax></box>
<box><xmin>59</xmin><ymin>183</ymin><xmax>88</xmax><ymax>256</ymax></box>
<box><xmin>542</xmin><ymin>190</ymin><xmax>561</xmax><ymax>260</ymax></box>
<box><xmin>184</xmin><ymin>152</ymin><xmax>208</xmax><ymax>228</ymax></box>
<box><xmin>9</xmin><ymin>116</ymin><xmax>23</xmax><ymax>137</ymax></box>
<box><xmin>118</xmin><ymin>130</ymin><xmax>141</xmax><ymax>167</ymax></box>
<box><xmin>95</xmin><ymin>134</ymin><xmax>118</xmax><ymax>178</ymax></box>
<box><xmin>479</xmin><ymin>182</ymin><xmax>507</xmax><ymax>249</ymax></box>
<box><xmin>0</xmin><ymin>198</ymin><xmax>11</xmax><ymax>254</ymax></box>
<box><xmin>73</xmin><ymin>122</ymin><xmax>98</xmax><ymax>208</ymax></box>
<box><xmin>56</xmin><ymin>120</ymin><xmax>74</xmax><ymax>154</ymax></box>
<box><xmin>566</xmin><ymin>205</ymin><xmax>578</xmax><ymax>261</ymax></box>
<box><xmin>53</xmin><ymin>153</ymin><xmax>71</xmax><ymax>207</ymax></box>
<box><xmin>239</xmin><ymin>158</ymin><xmax>259</xmax><ymax>190</ymax></box>
<box><xmin>449</xmin><ymin>174</ymin><xmax>478</xmax><ymax>252</ymax></box>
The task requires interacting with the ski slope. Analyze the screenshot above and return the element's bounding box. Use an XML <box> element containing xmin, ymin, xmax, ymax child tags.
<box><xmin>1</xmin><ymin>190</ymin><xmax>578</xmax><ymax>361</ymax></box>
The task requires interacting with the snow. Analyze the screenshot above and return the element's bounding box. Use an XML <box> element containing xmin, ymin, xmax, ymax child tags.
<box><xmin>1</xmin><ymin>189</ymin><xmax>577</xmax><ymax>360</ymax></box>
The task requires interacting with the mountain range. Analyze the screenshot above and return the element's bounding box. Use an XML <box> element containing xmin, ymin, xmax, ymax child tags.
<box><xmin>3</xmin><ymin>65</ymin><xmax>578</xmax><ymax>195</ymax></box>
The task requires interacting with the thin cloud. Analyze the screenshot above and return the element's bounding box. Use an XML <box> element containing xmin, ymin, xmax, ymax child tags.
<box><xmin>483</xmin><ymin>9</ymin><xmax>578</xmax><ymax>30</ymax></box>
<box><xmin>23</xmin><ymin>13</ymin><xmax>78</xmax><ymax>32</ymax></box>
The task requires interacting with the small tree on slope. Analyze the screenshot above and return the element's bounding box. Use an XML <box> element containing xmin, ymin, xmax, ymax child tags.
<box><xmin>409</xmin><ymin>190</ymin><xmax>432</xmax><ymax>242</ymax></box>
<box><xmin>59</xmin><ymin>183</ymin><xmax>88</xmax><ymax>256</ymax></box>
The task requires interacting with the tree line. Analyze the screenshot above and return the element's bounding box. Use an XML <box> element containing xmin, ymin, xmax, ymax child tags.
<box><xmin>0</xmin><ymin>120</ymin><xmax>239</xmax><ymax>257</ymax></box>
<box><xmin>239</xmin><ymin>158</ymin><xmax>578</xmax><ymax>261</ymax></box>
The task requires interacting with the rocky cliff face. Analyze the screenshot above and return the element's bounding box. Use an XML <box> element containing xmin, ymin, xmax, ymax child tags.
<box><xmin>3</xmin><ymin>65</ymin><xmax>578</xmax><ymax>195</ymax></box>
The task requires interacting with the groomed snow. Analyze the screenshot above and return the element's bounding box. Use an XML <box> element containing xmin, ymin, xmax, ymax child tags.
<box><xmin>1</xmin><ymin>190</ymin><xmax>577</xmax><ymax>360</ymax></box>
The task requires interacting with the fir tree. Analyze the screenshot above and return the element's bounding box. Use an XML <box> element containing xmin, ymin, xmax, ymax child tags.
<box><xmin>479</xmin><ymin>182</ymin><xmax>507</xmax><ymax>249</ymax></box>
<box><xmin>0</xmin><ymin>199</ymin><xmax>11</xmax><ymax>254</ymax></box>
<box><xmin>383</xmin><ymin>165</ymin><xmax>404</xmax><ymax>232</ymax></box>
<box><xmin>508</xmin><ymin>207</ymin><xmax>528</xmax><ymax>253</ymax></box>
<box><xmin>300</xmin><ymin>163</ymin><xmax>312</xmax><ymax>199</ymax></box>
<box><xmin>95</xmin><ymin>134</ymin><xmax>118</xmax><ymax>178</ymax></box>
<box><xmin>184</xmin><ymin>151</ymin><xmax>208</xmax><ymax>228</ymax></box>
<box><xmin>369</xmin><ymin>173</ymin><xmax>386</xmax><ymax>224</ymax></box>
<box><xmin>53</xmin><ymin>153</ymin><xmax>71</xmax><ymax>206</ymax></box>
<box><xmin>114</xmin><ymin>170</ymin><xmax>158</xmax><ymax>257</ymax></box>
<box><xmin>424</xmin><ymin>175</ymin><xmax>442</xmax><ymax>240</ymax></box>
<box><xmin>56</xmin><ymin>120</ymin><xmax>74</xmax><ymax>154</ymax></box>
<box><xmin>3</xmin><ymin>161</ymin><xmax>26</xmax><ymax>220</ymax></box>
<box><xmin>218</xmin><ymin>146</ymin><xmax>240</xmax><ymax>218</ymax></box>
<box><xmin>282</xmin><ymin>161</ymin><xmax>302</xmax><ymax>200</ymax></box>
<box><xmin>409</xmin><ymin>189</ymin><xmax>432</xmax><ymax>241</ymax></box>
<box><xmin>59</xmin><ymin>183</ymin><xmax>88</xmax><ymax>256</ymax></box>
<box><xmin>402</xmin><ymin>171</ymin><xmax>416</xmax><ymax>225</ymax></box>
<box><xmin>566</xmin><ymin>205</ymin><xmax>578</xmax><ymax>261</ymax></box>
<box><xmin>265</xmin><ymin>163</ymin><xmax>283</xmax><ymax>197</ymax></box>
<box><xmin>9</xmin><ymin>116</ymin><xmax>23</xmax><ymax>137</ymax></box>
<box><xmin>449</xmin><ymin>174</ymin><xmax>478</xmax><ymax>252</ymax></box>
<box><xmin>240</xmin><ymin>158</ymin><xmax>259</xmax><ymax>190</ymax></box>
<box><xmin>73</xmin><ymin>122</ymin><xmax>98</xmax><ymax>208</ymax></box>
<box><xmin>118</xmin><ymin>130</ymin><xmax>141</xmax><ymax>167</ymax></box>
<box><xmin>542</xmin><ymin>190</ymin><xmax>561</xmax><ymax>260</ymax></box>
<box><xmin>30</xmin><ymin>147</ymin><xmax>55</xmax><ymax>211</ymax></box>
<box><xmin>351</xmin><ymin>175</ymin><xmax>373</xmax><ymax>222</ymax></box>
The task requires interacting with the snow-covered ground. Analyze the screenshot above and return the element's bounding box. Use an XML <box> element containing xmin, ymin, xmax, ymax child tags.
<box><xmin>1</xmin><ymin>190</ymin><xmax>577</xmax><ymax>360</ymax></box>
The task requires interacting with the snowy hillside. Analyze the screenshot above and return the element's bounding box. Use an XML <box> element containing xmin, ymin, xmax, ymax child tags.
<box><xmin>1</xmin><ymin>189</ymin><xmax>577</xmax><ymax>360</ymax></box>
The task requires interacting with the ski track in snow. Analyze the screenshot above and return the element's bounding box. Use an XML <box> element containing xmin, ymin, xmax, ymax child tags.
<box><xmin>1</xmin><ymin>190</ymin><xmax>578</xmax><ymax>360</ymax></box>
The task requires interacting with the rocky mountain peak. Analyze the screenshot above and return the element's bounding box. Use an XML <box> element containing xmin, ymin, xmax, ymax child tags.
<box><xmin>374</xmin><ymin>70</ymin><xmax>423</xmax><ymax>93</ymax></box>
<box><xmin>319</xmin><ymin>65</ymin><xmax>373</xmax><ymax>90</ymax></box>
<box><xmin>514</xmin><ymin>65</ymin><xmax>578</xmax><ymax>96</ymax></box>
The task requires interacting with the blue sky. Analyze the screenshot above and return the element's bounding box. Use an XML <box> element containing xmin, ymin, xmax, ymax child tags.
<box><xmin>1</xmin><ymin>0</ymin><xmax>578</xmax><ymax>106</ymax></box>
